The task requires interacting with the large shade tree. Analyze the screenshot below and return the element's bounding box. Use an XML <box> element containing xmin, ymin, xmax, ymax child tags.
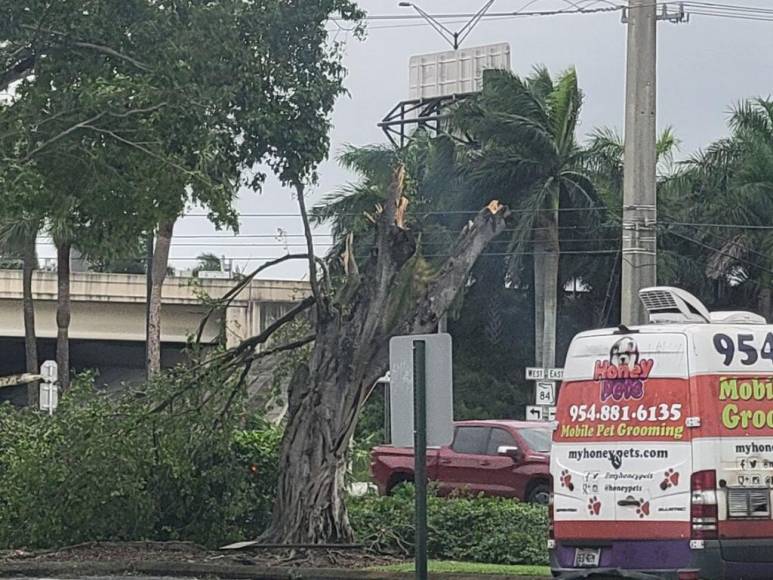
<box><xmin>1</xmin><ymin>0</ymin><xmax>362</xmax><ymax>381</ymax></box>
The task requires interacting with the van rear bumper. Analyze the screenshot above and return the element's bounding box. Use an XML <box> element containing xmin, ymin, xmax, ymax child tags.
<box><xmin>552</xmin><ymin>539</ymin><xmax>773</xmax><ymax>579</ymax></box>
<box><xmin>550</xmin><ymin>539</ymin><xmax>773</xmax><ymax>580</ymax></box>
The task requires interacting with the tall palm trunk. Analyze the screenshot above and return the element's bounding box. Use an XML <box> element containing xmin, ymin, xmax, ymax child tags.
<box><xmin>146</xmin><ymin>219</ymin><xmax>175</xmax><ymax>378</ymax></box>
<box><xmin>56</xmin><ymin>240</ymin><xmax>71</xmax><ymax>390</ymax></box>
<box><xmin>541</xmin><ymin>208</ymin><xmax>560</xmax><ymax>369</ymax></box>
<box><xmin>22</xmin><ymin>234</ymin><xmax>39</xmax><ymax>405</ymax></box>
<box><xmin>533</xmin><ymin>232</ymin><xmax>547</xmax><ymax>368</ymax></box>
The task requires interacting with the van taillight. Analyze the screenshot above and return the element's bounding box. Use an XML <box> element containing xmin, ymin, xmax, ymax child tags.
<box><xmin>548</xmin><ymin>489</ymin><xmax>554</xmax><ymax>539</ymax></box>
<box><xmin>691</xmin><ymin>470</ymin><xmax>718</xmax><ymax>540</ymax></box>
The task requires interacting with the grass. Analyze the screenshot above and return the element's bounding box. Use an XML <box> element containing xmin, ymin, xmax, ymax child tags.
<box><xmin>371</xmin><ymin>560</ymin><xmax>551</xmax><ymax>576</ymax></box>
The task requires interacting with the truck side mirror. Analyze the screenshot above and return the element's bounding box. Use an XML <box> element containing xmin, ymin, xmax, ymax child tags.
<box><xmin>497</xmin><ymin>445</ymin><xmax>523</xmax><ymax>463</ymax></box>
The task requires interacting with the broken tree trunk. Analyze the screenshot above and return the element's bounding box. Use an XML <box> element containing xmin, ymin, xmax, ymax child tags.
<box><xmin>262</xmin><ymin>167</ymin><xmax>509</xmax><ymax>544</ymax></box>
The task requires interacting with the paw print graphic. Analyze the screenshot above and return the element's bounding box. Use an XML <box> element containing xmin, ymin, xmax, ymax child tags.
<box><xmin>660</xmin><ymin>468</ymin><xmax>680</xmax><ymax>490</ymax></box>
<box><xmin>636</xmin><ymin>499</ymin><xmax>650</xmax><ymax>518</ymax></box>
<box><xmin>560</xmin><ymin>469</ymin><xmax>574</xmax><ymax>491</ymax></box>
<box><xmin>587</xmin><ymin>496</ymin><xmax>601</xmax><ymax>516</ymax></box>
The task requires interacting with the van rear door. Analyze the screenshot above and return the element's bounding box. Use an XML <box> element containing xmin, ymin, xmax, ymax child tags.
<box><xmin>553</xmin><ymin>331</ymin><xmax>692</xmax><ymax>543</ymax></box>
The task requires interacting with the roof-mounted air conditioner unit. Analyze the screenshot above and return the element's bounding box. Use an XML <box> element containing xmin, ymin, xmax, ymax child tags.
<box><xmin>639</xmin><ymin>286</ymin><xmax>766</xmax><ymax>324</ymax></box>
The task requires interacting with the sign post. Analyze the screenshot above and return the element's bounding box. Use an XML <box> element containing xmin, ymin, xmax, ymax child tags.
<box><xmin>413</xmin><ymin>340</ymin><xmax>428</xmax><ymax>580</ymax></box>
<box><xmin>39</xmin><ymin>360</ymin><xmax>58</xmax><ymax>415</ymax></box>
<box><xmin>389</xmin><ymin>334</ymin><xmax>452</xmax><ymax>580</ymax></box>
<box><xmin>526</xmin><ymin>367</ymin><xmax>563</xmax><ymax>421</ymax></box>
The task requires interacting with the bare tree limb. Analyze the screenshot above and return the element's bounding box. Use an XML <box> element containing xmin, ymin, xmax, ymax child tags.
<box><xmin>149</xmin><ymin>334</ymin><xmax>315</xmax><ymax>416</ymax></box>
<box><xmin>294</xmin><ymin>182</ymin><xmax>324</xmax><ymax>309</ymax></box>
<box><xmin>229</xmin><ymin>296</ymin><xmax>315</xmax><ymax>357</ymax></box>
<box><xmin>19</xmin><ymin>24</ymin><xmax>152</xmax><ymax>71</ymax></box>
<box><xmin>21</xmin><ymin>112</ymin><xmax>106</xmax><ymax>162</ymax></box>
<box><xmin>194</xmin><ymin>253</ymin><xmax>315</xmax><ymax>344</ymax></box>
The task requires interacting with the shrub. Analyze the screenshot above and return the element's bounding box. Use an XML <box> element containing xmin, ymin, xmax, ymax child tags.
<box><xmin>348</xmin><ymin>486</ymin><xmax>548</xmax><ymax>566</ymax></box>
<box><xmin>0</xmin><ymin>371</ymin><xmax>283</xmax><ymax>550</ymax></box>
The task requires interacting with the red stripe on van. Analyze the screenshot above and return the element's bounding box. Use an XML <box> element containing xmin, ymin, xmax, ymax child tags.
<box><xmin>720</xmin><ymin>520</ymin><xmax>773</xmax><ymax>538</ymax></box>
<box><xmin>555</xmin><ymin>521</ymin><xmax>690</xmax><ymax>540</ymax></box>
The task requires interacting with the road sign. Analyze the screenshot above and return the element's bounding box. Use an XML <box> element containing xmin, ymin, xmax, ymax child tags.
<box><xmin>41</xmin><ymin>360</ymin><xmax>58</xmax><ymax>383</ymax></box>
<box><xmin>525</xmin><ymin>405</ymin><xmax>544</xmax><ymax>421</ymax></box>
<box><xmin>389</xmin><ymin>333</ymin><xmax>453</xmax><ymax>448</ymax></box>
<box><xmin>526</xmin><ymin>367</ymin><xmax>564</xmax><ymax>381</ymax></box>
<box><xmin>535</xmin><ymin>381</ymin><xmax>556</xmax><ymax>406</ymax></box>
<box><xmin>39</xmin><ymin>381</ymin><xmax>58</xmax><ymax>414</ymax></box>
<box><xmin>525</xmin><ymin>367</ymin><xmax>545</xmax><ymax>380</ymax></box>
<box><xmin>546</xmin><ymin>368</ymin><xmax>564</xmax><ymax>380</ymax></box>
<box><xmin>546</xmin><ymin>406</ymin><xmax>556</xmax><ymax>421</ymax></box>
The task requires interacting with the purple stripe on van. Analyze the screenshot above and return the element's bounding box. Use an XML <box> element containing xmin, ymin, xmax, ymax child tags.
<box><xmin>554</xmin><ymin>540</ymin><xmax>692</xmax><ymax>569</ymax></box>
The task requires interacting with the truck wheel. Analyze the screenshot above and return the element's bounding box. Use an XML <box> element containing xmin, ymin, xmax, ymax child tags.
<box><xmin>527</xmin><ymin>482</ymin><xmax>550</xmax><ymax>505</ymax></box>
<box><xmin>387</xmin><ymin>476</ymin><xmax>413</xmax><ymax>495</ymax></box>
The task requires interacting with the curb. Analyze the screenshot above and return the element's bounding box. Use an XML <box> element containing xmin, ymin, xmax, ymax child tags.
<box><xmin>0</xmin><ymin>559</ymin><xmax>552</xmax><ymax>579</ymax></box>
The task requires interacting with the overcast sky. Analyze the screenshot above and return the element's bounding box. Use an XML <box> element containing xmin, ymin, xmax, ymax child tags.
<box><xmin>123</xmin><ymin>0</ymin><xmax>773</xmax><ymax>279</ymax></box>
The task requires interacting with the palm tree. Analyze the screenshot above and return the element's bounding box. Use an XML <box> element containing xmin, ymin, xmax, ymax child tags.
<box><xmin>454</xmin><ymin>67</ymin><xmax>599</xmax><ymax>368</ymax></box>
<box><xmin>581</xmin><ymin>127</ymin><xmax>679</xmax><ymax>325</ymax></box>
<box><xmin>0</xmin><ymin>214</ymin><xmax>41</xmax><ymax>404</ymax></box>
<box><xmin>194</xmin><ymin>252</ymin><xmax>222</xmax><ymax>274</ymax></box>
<box><xmin>48</xmin><ymin>206</ymin><xmax>76</xmax><ymax>391</ymax></box>
<box><xmin>669</xmin><ymin>99</ymin><xmax>773</xmax><ymax>318</ymax></box>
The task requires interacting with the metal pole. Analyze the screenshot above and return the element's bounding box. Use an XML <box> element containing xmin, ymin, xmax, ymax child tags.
<box><xmin>621</xmin><ymin>0</ymin><xmax>658</xmax><ymax>325</ymax></box>
<box><xmin>384</xmin><ymin>381</ymin><xmax>391</xmax><ymax>444</ymax></box>
<box><xmin>413</xmin><ymin>340</ymin><xmax>428</xmax><ymax>580</ymax></box>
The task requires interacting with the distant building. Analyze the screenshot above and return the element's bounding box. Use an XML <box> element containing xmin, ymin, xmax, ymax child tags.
<box><xmin>0</xmin><ymin>269</ymin><xmax>308</xmax><ymax>403</ymax></box>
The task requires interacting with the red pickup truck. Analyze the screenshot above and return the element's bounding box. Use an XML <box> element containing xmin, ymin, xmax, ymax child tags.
<box><xmin>370</xmin><ymin>419</ymin><xmax>552</xmax><ymax>504</ymax></box>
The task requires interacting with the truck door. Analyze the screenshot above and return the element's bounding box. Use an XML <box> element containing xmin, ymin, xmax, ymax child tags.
<box><xmin>436</xmin><ymin>425</ymin><xmax>491</xmax><ymax>496</ymax></box>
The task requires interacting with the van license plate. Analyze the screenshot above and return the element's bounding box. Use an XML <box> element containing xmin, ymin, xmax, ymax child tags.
<box><xmin>574</xmin><ymin>548</ymin><xmax>600</xmax><ymax>568</ymax></box>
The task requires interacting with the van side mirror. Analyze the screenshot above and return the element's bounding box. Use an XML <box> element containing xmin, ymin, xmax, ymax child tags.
<box><xmin>498</xmin><ymin>445</ymin><xmax>523</xmax><ymax>463</ymax></box>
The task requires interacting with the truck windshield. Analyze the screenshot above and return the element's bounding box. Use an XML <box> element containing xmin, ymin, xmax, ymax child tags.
<box><xmin>519</xmin><ymin>428</ymin><xmax>551</xmax><ymax>452</ymax></box>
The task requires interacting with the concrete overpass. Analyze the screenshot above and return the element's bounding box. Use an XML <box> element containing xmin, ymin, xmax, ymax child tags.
<box><xmin>0</xmin><ymin>269</ymin><xmax>308</xmax><ymax>399</ymax></box>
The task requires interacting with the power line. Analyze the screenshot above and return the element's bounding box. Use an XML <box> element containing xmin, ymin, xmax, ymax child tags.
<box><xmin>180</xmin><ymin>206</ymin><xmax>608</xmax><ymax>218</ymax></box>
<box><xmin>327</xmin><ymin>3</ymin><xmax>623</xmax><ymax>32</ymax></box>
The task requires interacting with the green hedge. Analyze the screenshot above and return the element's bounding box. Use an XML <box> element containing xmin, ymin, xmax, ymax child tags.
<box><xmin>0</xmin><ymin>374</ymin><xmax>281</xmax><ymax>549</ymax></box>
<box><xmin>349</xmin><ymin>486</ymin><xmax>548</xmax><ymax>566</ymax></box>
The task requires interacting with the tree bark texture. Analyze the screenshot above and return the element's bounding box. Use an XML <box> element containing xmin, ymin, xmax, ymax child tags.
<box><xmin>23</xmin><ymin>235</ymin><xmax>39</xmax><ymax>405</ymax></box>
<box><xmin>146</xmin><ymin>219</ymin><xmax>175</xmax><ymax>378</ymax></box>
<box><xmin>56</xmin><ymin>241</ymin><xmax>71</xmax><ymax>390</ymax></box>
<box><xmin>263</xmin><ymin>169</ymin><xmax>509</xmax><ymax>544</ymax></box>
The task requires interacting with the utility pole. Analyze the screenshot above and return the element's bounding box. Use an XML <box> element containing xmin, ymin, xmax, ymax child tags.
<box><xmin>621</xmin><ymin>1</ymin><xmax>687</xmax><ymax>325</ymax></box>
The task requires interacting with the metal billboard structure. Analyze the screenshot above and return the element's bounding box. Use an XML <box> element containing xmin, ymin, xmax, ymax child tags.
<box><xmin>408</xmin><ymin>43</ymin><xmax>511</xmax><ymax>100</ymax></box>
<box><xmin>379</xmin><ymin>42</ymin><xmax>511</xmax><ymax>148</ymax></box>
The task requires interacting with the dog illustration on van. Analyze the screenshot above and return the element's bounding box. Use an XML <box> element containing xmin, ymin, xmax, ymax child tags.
<box><xmin>550</xmin><ymin>287</ymin><xmax>773</xmax><ymax>580</ymax></box>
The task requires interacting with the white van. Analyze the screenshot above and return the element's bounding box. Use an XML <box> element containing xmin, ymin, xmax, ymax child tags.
<box><xmin>550</xmin><ymin>287</ymin><xmax>773</xmax><ymax>580</ymax></box>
